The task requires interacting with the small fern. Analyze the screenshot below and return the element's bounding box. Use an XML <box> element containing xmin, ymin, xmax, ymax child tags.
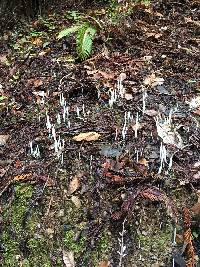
<box><xmin>57</xmin><ymin>22</ymin><xmax>97</xmax><ymax>60</ymax></box>
<box><xmin>76</xmin><ymin>22</ymin><xmax>96</xmax><ymax>60</ymax></box>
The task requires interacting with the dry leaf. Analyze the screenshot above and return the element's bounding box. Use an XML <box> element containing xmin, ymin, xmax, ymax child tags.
<box><xmin>99</xmin><ymin>260</ymin><xmax>109</xmax><ymax>267</ymax></box>
<box><xmin>146</xmin><ymin>32</ymin><xmax>162</xmax><ymax>39</ymax></box>
<box><xmin>73</xmin><ymin>132</ymin><xmax>101</xmax><ymax>142</ymax></box>
<box><xmin>143</xmin><ymin>73</ymin><xmax>164</xmax><ymax>87</ymax></box>
<box><xmin>0</xmin><ymin>54</ymin><xmax>7</xmax><ymax>64</ymax></box>
<box><xmin>119</xmin><ymin>72</ymin><xmax>126</xmax><ymax>81</ymax></box>
<box><xmin>63</xmin><ymin>250</ymin><xmax>75</xmax><ymax>267</ymax></box>
<box><xmin>38</xmin><ymin>48</ymin><xmax>51</xmax><ymax>56</ymax></box>
<box><xmin>193</xmin><ymin>108</ymin><xmax>200</xmax><ymax>116</ymax></box>
<box><xmin>33</xmin><ymin>79</ymin><xmax>43</xmax><ymax>88</ymax></box>
<box><xmin>131</xmin><ymin>123</ymin><xmax>144</xmax><ymax>131</ymax></box>
<box><xmin>138</xmin><ymin>158</ymin><xmax>148</xmax><ymax>166</ymax></box>
<box><xmin>191</xmin><ymin>202</ymin><xmax>200</xmax><ymax>216</ymax></box>
<box><xmin>71</xmin><ymin>195</ymin><xmax>81</xmax><ymax>208</ymax></box>
<box><xmin>0</xmin><ymin>168</ymin><xmax>7</xmax><ymax>177</ymax></box>
<box><xmin>13</xmin><ymin>173</ymin><xmax>32</xmax><ymax>182</ymax></box>
<box><xmin>124</xmin><ymin>93</ymin><xmax>133</xmax><ymax>100</ymax></box>
<box><xmin>144</xmin><ymin>109</ymin><xmax>158</xmax><ymax>116</ymax></box>
<box><xmin>15</xmin><ymin>159</ymin><xmax>22</xmax><ymax>168</ymax></box>
<box><xmin>68</xmin><ymin>176</ymin><xmax>80</xmax><ymax>195</ymax></box>
<box><xmin>32</xmin><ymin>37</ymin><xmax>42</xmax><ymax>45</ymax></box>
<box><xmin>0</xmin><ymin>135</ymin><xmax>10</xmax><ymax>146</ymax></box>
<box><xmin>98</xmin><ymin>71</ymin><xmax>115</xmax><ymax>79</ymax></box>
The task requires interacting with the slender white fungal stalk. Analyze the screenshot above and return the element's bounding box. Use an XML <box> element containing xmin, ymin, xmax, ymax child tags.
<box><xmin>60</xmin><ymin>93</ymin><xmax>65</xmax><ymax>107</ymax></box>
<box><xmin>118</xmin><ymin>218</ymin><xmax>127</xmax><ymax>267</ymax></box>
<box><xmin>29</xmin><ymin>142</ymin><xmax>40</xmax><ymax>158</ymax></box>
<box><xmin>173</xmin><ymin>227</ymin><xmax>177</xmax><ymax>245</ymax></box>
<box><xmin>122</xmin><ymin>111</ymin><xmax>132</xmax><ymax>140</ymax></box>
<box><xmin>142</xmin><ymin>90</ymin><xmax>147</xmax><ymax>114</ymax></box>
<box><xmin>51</xmin><ymin>125</ymin><xmax>56</xmax><ymax>140</ymax></box>
<box><xmin>46</xmin><ymin>112</ymin><xmax>52</xmax><ymax>132</ymax></box>
<box><xmin>63</xmin><ymin>106</ymin><xmax>66</xmax><ymax>122</ymax></box>
<box><xmin>122</xmin><ymin>112</ymin><xmax>127</xmax><ymax>140</ymax></box>
<box><xmin>109</xmin><ymin>88</ymin><xmax>117</xmax><ymax>108</ymax></box>
<box><xmin>168</xmin><ymin>154</ymin><xmax>173</xmax><ymax>171</ymax></box>
<box><xmin>158</xmin><ymin>142</ymin><xmax>167</xmax><ymax>174</ymax></box>
<box><xmin>136</xmin><ymin>150</ymin><xmax>139</xmax><ymax>162</ymax></box>
<box><xmin>118</xmin><ymin>78</ymin><xmax>125</xmax><ymax>97</ymax></box>
<box><xmin>135</xmin><ymin>112</ymin><xmax>139</xmax><ymax>138</ymax></box>
<box><xmin>76</xmin><ymin>106</ymin><xmax>80</xmax><ymax>118</ymax></box>
<box><xmin>115</xmin><ymin>127</ymin><xmax>118</xmax><ymax>141</ymax></box>
<box><xmin>57</xmin><ymin>113</ymin><xmax>61</xmax><ymax>125</ymax></box>
<box><xmin>82</xmin><ymin>104</ymin><xmax>85</xmax><ymax>116</ymax></box>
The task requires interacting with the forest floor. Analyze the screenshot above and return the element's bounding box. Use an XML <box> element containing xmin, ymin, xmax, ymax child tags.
<box><xmin>0</xmin><ymin>1</ymin><xmax>200</xmax><ymax>266</ymax></box>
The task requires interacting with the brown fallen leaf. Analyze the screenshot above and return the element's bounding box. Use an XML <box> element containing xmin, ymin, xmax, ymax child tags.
<box><xmin>38</xmin><ymin>48</ymin><xmax>51</xmax><ymax>56</ymax></box>
<box><xmin>13</xmin><ymin>173</ymin><xmax>32</xmax><ymax>182</ymax></box>
<box><xmin>0</xmin><ymin>135</ymin><xmax>10</xmax><ymax>146</ymax></box>
<box><xmin>191</xmin><ymin>202</ymin><xmax>200</xmax><ymax>216</ymax></box>
<box><xmin>15</xmin><ymin>159</ymin><xmax>22</xmax><ymax>168</ymax></box>
<box><xmin>193</xmin><ymin>108</ymin><xmax>200</xmax><ymax>116</ymax></box>
<box><xmin>33</xmin><ymin>79</ymin><xmax>43</xmax><ymax>88</ymax></box>
<box><xmin>0</xmin><ymin>168</ymin><xmax>7</xmax><ymax>178</ymax></box>
<box><xmin>73</xmin><ymin>132</ymin><xmax>101</xmax><ymax>142</ymax></box>
<box><xmin>63</xmin><ymin>250</ymin><xmax>75</xmax><ymax>267</ymax></box>
<box><xmin>68</xmin><ymin>176</ymin><xmax>80</xmax><ymax>195</ymax></box>
<box><xmin>71</xmin><ymin>195</ymin><xmax>81</xmax><ymax>208</ymax></box>
<box><xmin>143</xmin><ymin>73</ymin><xmax>164</xmax><ymax>87</ymax></box>
<box><xmin>138</xmin><ymin>158</ymin><xmax>148</xmax><ymax>167</ymax></box>
<box><xmin>99</xmin><ymin>260</ymin><xmax>109</xmax><ymax>267</ymax></box>
<box><xmin>144</xmin><ymin>109</ymin><xmax>158</xmax><ymax>116</ymax></box>
<box><xmin>32</xmin><ymin>37</ymin><xmax>43</xmax><ymax>46</ymax></box>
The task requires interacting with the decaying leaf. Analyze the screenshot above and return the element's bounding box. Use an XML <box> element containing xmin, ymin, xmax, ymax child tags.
<box><xmin>71</xmin><ymin>195</ymin><xmax>81</xmax><ymax>208</ymax></box>
<box><xmin>13</xmin><ymin>173</ymin><xmax>32</xmax><ymax>182</ymax></box>
<box><xmin>73</xmin><ymin>132</ymin><xmax>101</xmax><ymax>142</ymax></box>
<box><xmin>187</xmin><ymin>96</ymin><xmax>200</xmax><ymax>110</ymax></box>
<box><xmin>33</xmin><ymin>79</ymin><xmax>43</xmax><ymax>87</ymax></box>
<box><xmin>99</xmin><ymin>260</ymin><xmax>109</xmax><ymax>267</ymax></box>
<box><xmin>143</xmin><ymin>73</ymin><xmax>164</xmax><ymax>87</ymax></box>
<box><xmin>131</xmin><ymin>122</ymin><xmax>144</xmax><ymax>132</ymax></box>
<box><xmin>144</xmin><ymin>109</ymin><xmax>158</xmax><ymax>116</ymax></box>
<box><xmin>156</xmin><ymin>118</ymin><xmax>183</xmax><ymax>149</ymax></box>
<box><xmin>124</xmin><ymin>93</ymin><xmax>133</xmax><ymax>100</ymax></box>
<box><xmin>0</xmin><ymin>135</ymin><xmax>10</xmax><ymax>146</ymax></box>
<box><xmin>138</xmin><ymin>158</ymin><xmax>148</xmax><ymax>166</ymax></box>
<box><xmin>68</xmin><ymin>176</ymin><xmax>80</xmax><ymax>195</ymax></box>
<box><xmin>63</xmin><ymin>250</ymin><xmax>75</xmax><ymax>267</ymax></box>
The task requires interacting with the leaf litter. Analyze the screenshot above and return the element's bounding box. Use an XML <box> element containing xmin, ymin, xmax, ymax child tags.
<box><xmin>0</xmin><ymin>1</ymin><xmax>200</xmax><ymax>266</ymax></box>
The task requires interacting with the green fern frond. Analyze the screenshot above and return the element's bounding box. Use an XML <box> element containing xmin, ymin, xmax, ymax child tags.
<box><xmin>76</xmin><ymin>23</ymin><xmax>96</xmax><ymax>60</ymax></box>
<box><xmin>57</xmin><ymin>25</ymin><xmax>81</xmax><ymax>39</ymax></box>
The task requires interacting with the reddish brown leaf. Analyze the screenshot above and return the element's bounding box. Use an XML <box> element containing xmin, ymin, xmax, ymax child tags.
<box><xmin>15</xmin><ymin>159</ymin><xmax>22</xmax><ymax>168</ymax></box>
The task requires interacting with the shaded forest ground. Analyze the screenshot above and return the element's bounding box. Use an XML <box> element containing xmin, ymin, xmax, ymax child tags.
<box><xmin>0</xmin><ymin>1</ymin><xmax>200</xmax><ymax>266</ymax></box>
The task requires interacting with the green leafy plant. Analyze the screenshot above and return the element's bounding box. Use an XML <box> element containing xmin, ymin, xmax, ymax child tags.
<box><xmin>58</xmin><ymin>21</ymin><xmax>97</xmax><ymax>60</ymax></box>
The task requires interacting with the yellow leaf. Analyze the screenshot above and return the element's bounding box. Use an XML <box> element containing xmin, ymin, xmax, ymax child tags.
<box><xmin>32</xmin><ymin>37</ymin><xmax>42</xmax><ymax>45</ymax></box>
<box><xmin>73</xmin><ymin>132</ymin><xmax>101</xmax><ymax>142</ymax></box>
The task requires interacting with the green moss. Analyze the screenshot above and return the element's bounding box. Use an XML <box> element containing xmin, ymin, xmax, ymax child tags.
<box><xmin>1</xmin><ymin>232</ymin><xmax>19</xmax><ymax>266</ymax></box>
<box><xmin>1</xmin><ymin>184</ymin><xmax>56</xmax><ymax>267</ymax></box>
<box><xmin>64</xmin><ymin>229</ymin><xmax>87</xmax><ymax>253</ymax></box>
<box><xmin>3</xmin><ymin>184</ymin><xmax>33</xmax><ymax>232</ymax></box>
<box><xmin>26</xmin><ymin>237</ymin><xmax>52</xmax><ymax>267</ymax></box>
<box><xmin>98</xmin><ymin>231</ymin><xmax>109</xmax><ymax>253</ymax></box>
<box><xmin>138</xmin><ymin>224</ymin><xmax>173</xmax><ymax>252</ymax></box>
